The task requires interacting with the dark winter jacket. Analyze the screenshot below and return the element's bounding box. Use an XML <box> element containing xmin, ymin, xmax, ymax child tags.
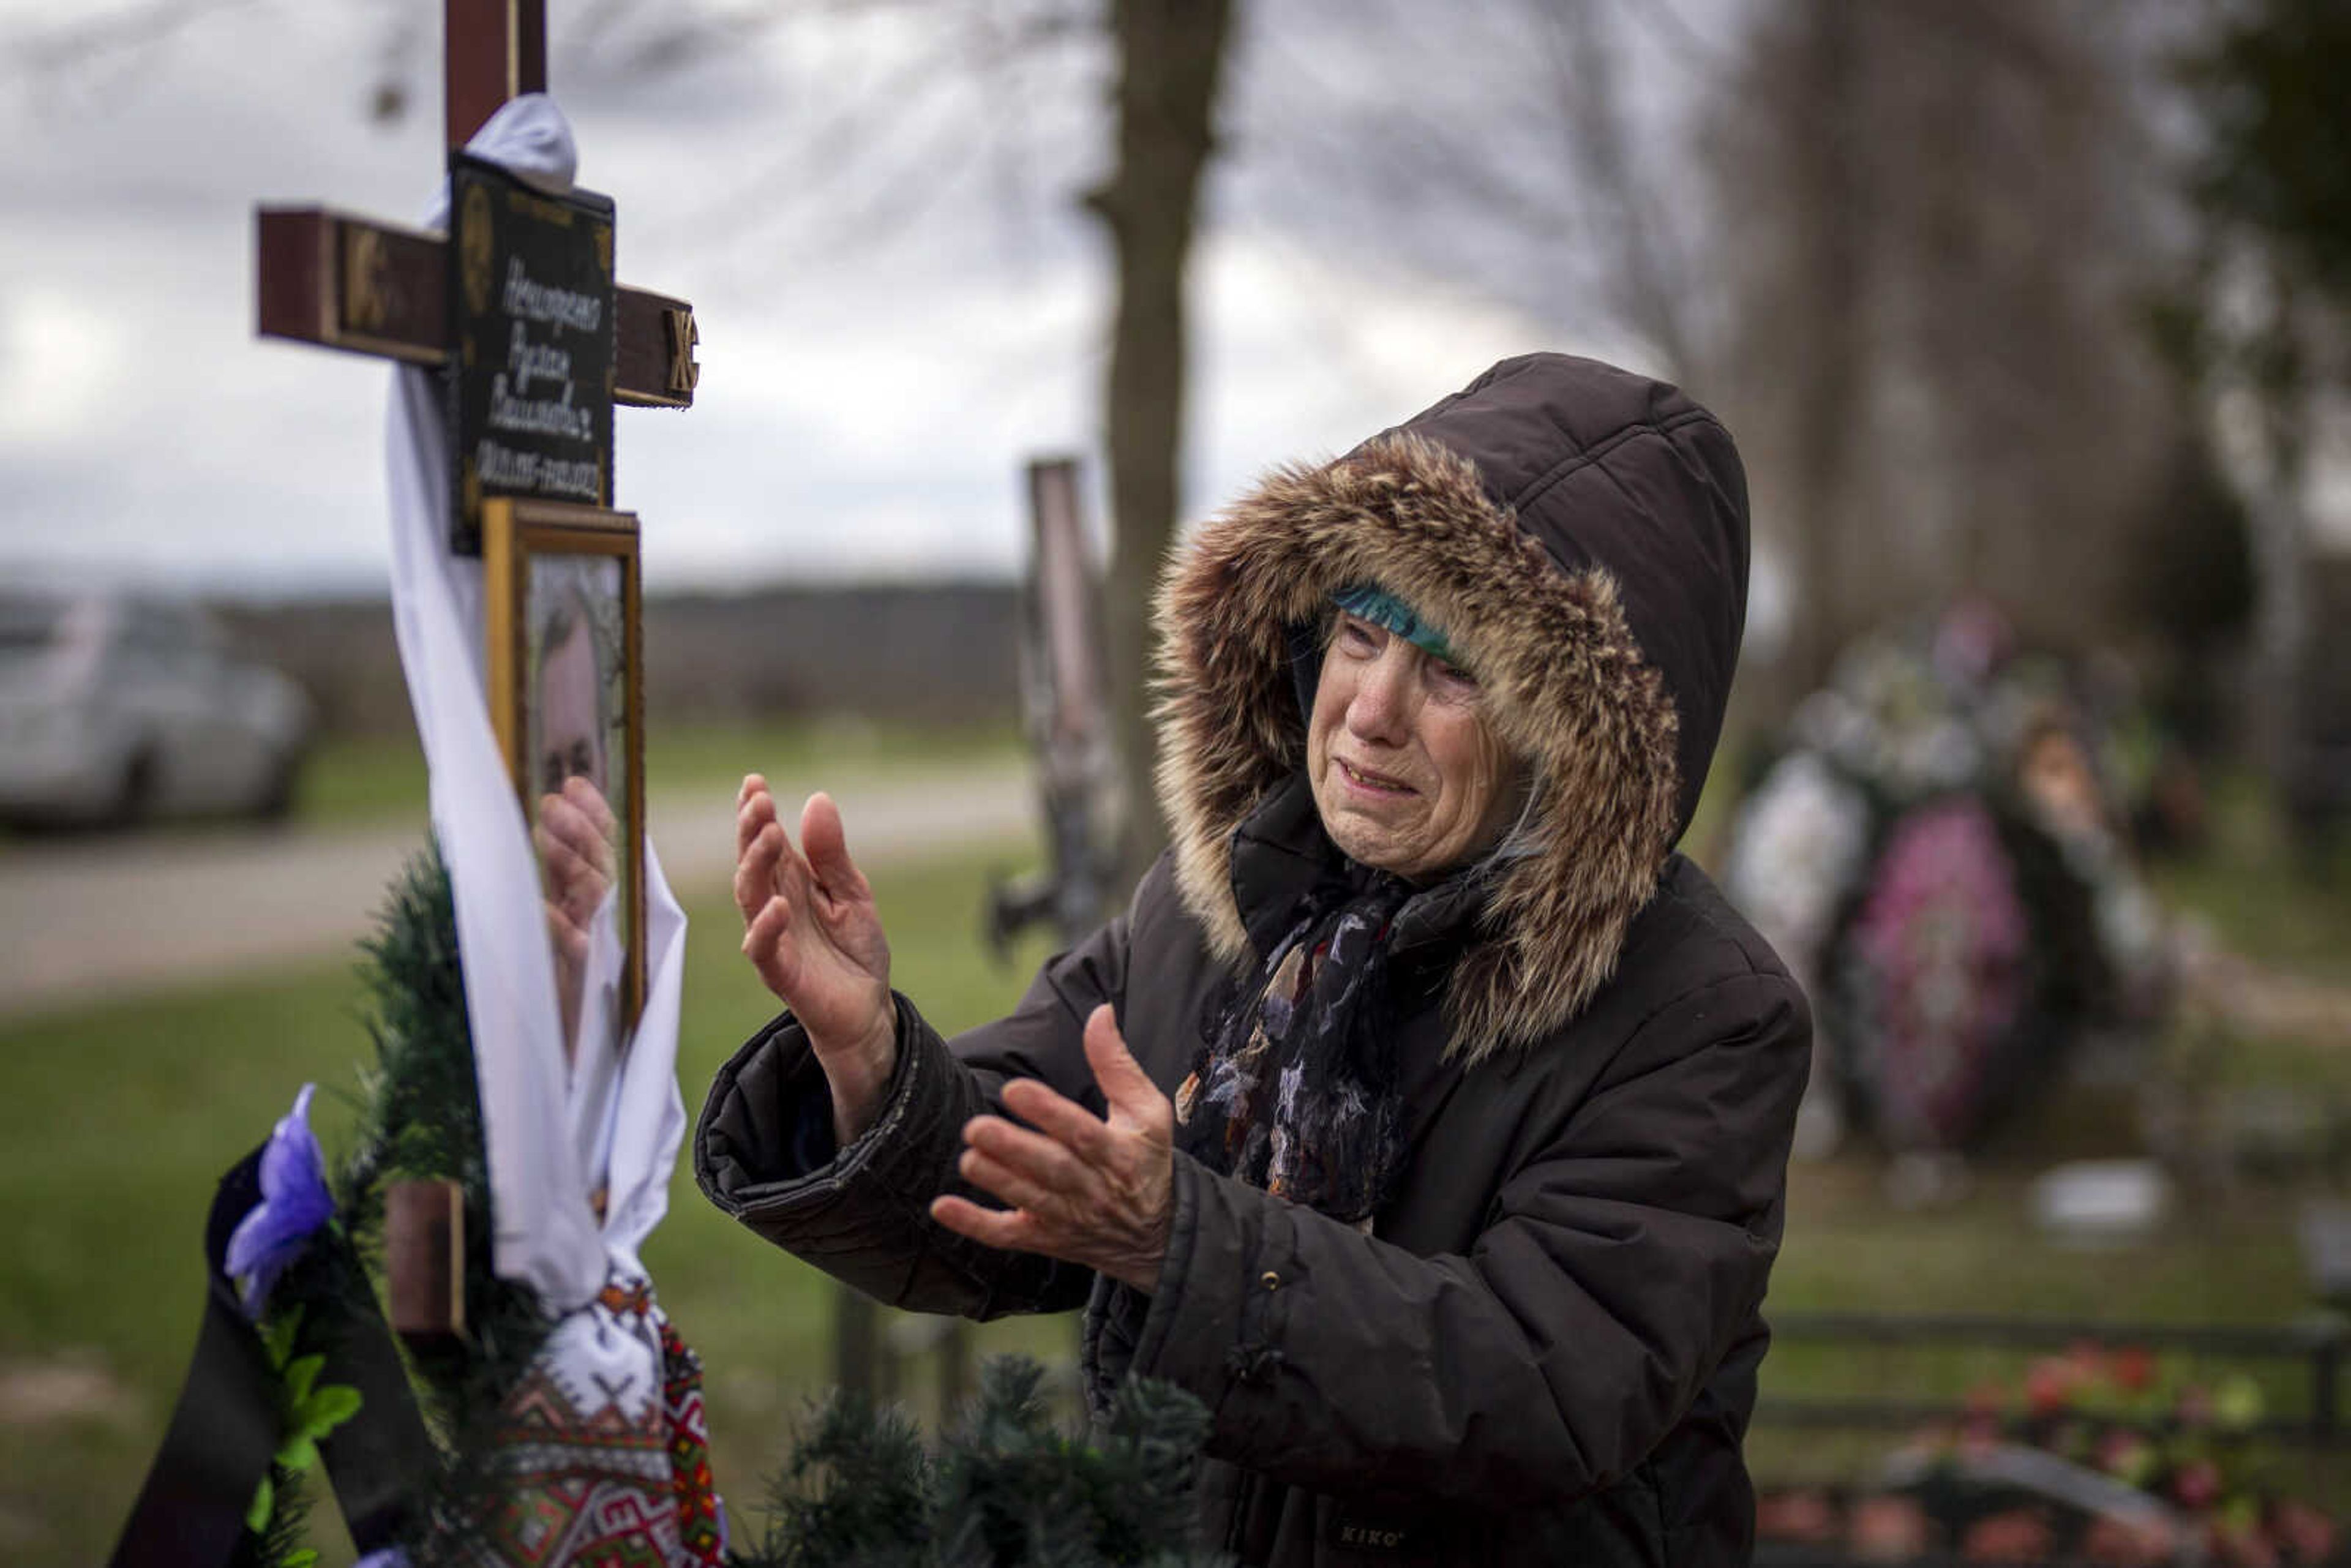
<box><xmin>697</xmin><ymin>354</ymin><xmax>1811</xmax><ymax>1566</ymax></box>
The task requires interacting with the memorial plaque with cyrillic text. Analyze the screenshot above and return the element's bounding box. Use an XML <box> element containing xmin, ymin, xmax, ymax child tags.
<box><xmin>447</xmin><ymin>154</ymin><xmax>616</xmax><ymax>555</ymax></box>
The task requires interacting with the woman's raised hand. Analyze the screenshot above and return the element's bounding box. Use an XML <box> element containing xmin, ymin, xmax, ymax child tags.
<box><xmin>930</xmin><ymin>1005</ymin><xmax>1174</xmax><ymax>1292</ymax></box>
<box><xmin>735</xmin><ymin>775</ymin><xmax>896</xmax><ymax>1139</ymax></box>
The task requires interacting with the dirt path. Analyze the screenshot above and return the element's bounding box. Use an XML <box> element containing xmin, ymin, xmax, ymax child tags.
<box><xmin>0</xmin><ymin>761</ymin><xmax>1035</xmax><ymax>1022</ymax></box>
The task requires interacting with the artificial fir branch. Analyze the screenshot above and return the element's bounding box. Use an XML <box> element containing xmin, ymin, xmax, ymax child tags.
<box><xmin>233</xmin><ymin>1287</ymin><xmax>370</xmax><ymax>1568</ymax></box>
<box><xmin>340</xmin><ymin>843</ymin><xmax>486</xmax><ymax>1250</ymax></box>
<box><xmin>744</xmin><ymin>1390</ymin><xmax>932</xmax><ymax>1567</ymax></box>
<box><xmin>1090</xmin><ymin>1375</ymin><xmax>1215</xmax><ymax>1561</ymax></box>
<box><xmin>336</xmin><ymin>841</ymin><xmax>553</xmax><ymax>1564</ymax></box>
<box><xmin>230</xmin><ymin>1460</ymin><xmax>315</xmax><ymax>1568</ymax></box>
<box><xmin>732</xmin><ymin>1356</ymin><xmax>1228</xmax><ymax>1568</ymax></box>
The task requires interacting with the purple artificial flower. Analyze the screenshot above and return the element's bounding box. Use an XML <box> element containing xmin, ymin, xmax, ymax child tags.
<box><xmin>225</xmin><ymin>1084</ymin><xmax>336</xmax><ymax>1319</ymax></box>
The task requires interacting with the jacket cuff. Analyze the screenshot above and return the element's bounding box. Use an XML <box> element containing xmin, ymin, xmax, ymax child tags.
<box><xmin>1123</xmin><ymin>1149</ymin><xmax>1298</xmax><ymax>1425</ymax></box>
<box><xmin>694</xmin><ymin>993</ymin><xmax>954</xmax><ymax>1234</ymax></box>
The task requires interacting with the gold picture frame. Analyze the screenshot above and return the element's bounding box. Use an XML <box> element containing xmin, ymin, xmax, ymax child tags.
<box><xmin>483</xmin><ymin>498</ymin><xmax>647</xmax><ymax>1048</ymax></box>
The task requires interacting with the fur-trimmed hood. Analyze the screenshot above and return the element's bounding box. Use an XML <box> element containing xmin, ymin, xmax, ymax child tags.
<box><xmin>1152</xmin><ymin>353</ymin><xmax>1751</xmax><ymax>1060</ymax></box>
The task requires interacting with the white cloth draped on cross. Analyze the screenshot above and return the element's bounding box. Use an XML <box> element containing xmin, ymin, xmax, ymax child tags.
<box><xmin>382</xmin><ymin>92</ymin><xmax>688</xmax><ymax>1313</ymax></box>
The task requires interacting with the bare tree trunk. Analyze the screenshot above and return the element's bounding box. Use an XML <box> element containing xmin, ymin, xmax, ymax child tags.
<box><xmin>1087</xmin><ymin>0</ymin><xmax>1232</xmax><ymax>889</ymax></box>
<box><xmin>1786</xmin><ymin>0</ymin><xmax>1865</xmax><ymax>692</ymax></box>
<box><xmin>2248</xmin><ymin>282</ymin><xmax>2314</xmax><ymax>823</ymax></box>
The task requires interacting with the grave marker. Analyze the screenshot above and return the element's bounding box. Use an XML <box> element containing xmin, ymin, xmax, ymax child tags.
<box><xmin>988</xmin><ymin>456</ymin><xmax>1118</xmax><ymax>951</ymax></box>
<box><xmin>250</xmin><ymin>0</ymin><xmax>699</xmax><ymax>1340</ymax></box>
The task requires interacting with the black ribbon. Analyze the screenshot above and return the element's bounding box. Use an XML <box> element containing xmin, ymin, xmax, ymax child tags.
<box><xmin>109</xmin><ymin>1148</ymin><xmax>435</xmax><ymax>1567</ymax></box>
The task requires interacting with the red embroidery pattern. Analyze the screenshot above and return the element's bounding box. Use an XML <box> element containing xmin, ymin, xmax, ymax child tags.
<box><xmin>471</xmin><ymin>1285</ymin><xmax>726</xmax><ymax>1567</ymax></box>
<box><xmin>660</xmin><ymin>1318</ymin><xmax>725</xmax><ymax>1566</ymax></box>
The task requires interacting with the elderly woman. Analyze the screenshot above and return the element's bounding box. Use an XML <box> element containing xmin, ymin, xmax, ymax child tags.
<box><xmin>697</xmin><ymin>354</ymin><xmax>1809</xmax><ymax>1566</ymax></box>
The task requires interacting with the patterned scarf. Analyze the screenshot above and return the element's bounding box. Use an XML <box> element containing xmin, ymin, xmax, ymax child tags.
<box><xmin>1174</xmin><ymin>870</ymin><xmax>1417</xmax><ymax>1228</ymax></box>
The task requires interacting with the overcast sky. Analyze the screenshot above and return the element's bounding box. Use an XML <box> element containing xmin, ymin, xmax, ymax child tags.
<box><xmin>0</xmin><ymin>0</ymin><xmax>1706</xmax><ymax>599</ymax></box>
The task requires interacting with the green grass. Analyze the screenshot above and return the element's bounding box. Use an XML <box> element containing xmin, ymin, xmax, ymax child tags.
<box><xmin>2143</xmin><ymin>770</ymin><xmax>2351</xmax><ymax>986</ymax></box>
<box><xmin>292</xmin><ymin>715</ymin><xmax>1023</xmax><ymax>832</ymax></box>
<box><xmin>2147</xmin><ymin>850</ymin><xmax>2351</xmax><ymax>984</ymax></box>
<box><xmin>292</xmin><ymin>731</ymin><xmax>438</xmax><ymax>829</ymax></box>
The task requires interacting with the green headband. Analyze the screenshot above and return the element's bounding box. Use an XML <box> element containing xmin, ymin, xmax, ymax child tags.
<box><xmin>1332</xmin><ymin>584</ymin><xmax>1456</xmax><ymax>665</ymax></box>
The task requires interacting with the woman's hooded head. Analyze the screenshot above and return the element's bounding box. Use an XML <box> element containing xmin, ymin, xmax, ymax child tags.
<box><xmin>1154</xmin><ymin>353</ymin><xmax>1752</xmax><ymax>1059</ymax></box>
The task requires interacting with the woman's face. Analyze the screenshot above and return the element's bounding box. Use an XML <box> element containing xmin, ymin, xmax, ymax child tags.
<box><xmin>1307</xmin><ymin>611</ymin><xmax>1518</xmax><ymax>880</ymax></box>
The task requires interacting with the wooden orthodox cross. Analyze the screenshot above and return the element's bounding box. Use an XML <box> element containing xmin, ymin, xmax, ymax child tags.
<box><xmin>251</xmin><ymin>0</ymin><xmax>697</xmax><ymax>1340</ymax></box>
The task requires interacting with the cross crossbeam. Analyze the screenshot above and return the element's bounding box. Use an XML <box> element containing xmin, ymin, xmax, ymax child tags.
<box><xmin>255</xmin><ymin>206</ymin><xmax>698</xmax><ymax>408</ymax></box>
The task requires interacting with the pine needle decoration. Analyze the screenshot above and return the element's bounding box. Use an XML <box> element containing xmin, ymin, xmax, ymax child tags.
<box><xmin>336</xmin><ymin>841</ymin><xmax>553</xmax><ymax>1563</ymax></box>
<box><xmin>340</xmin><ymin>843</ymin><xmax>486</xmax><ymax>1247</ymax></box>
<box><xmin>732</xmin><ymin>1355</ymin><xmax>1228</xmax><ymax>1568</ymax></box>
<box><xmin>746</xmin><ymin>1392</ymin><xmax>932</xmax><ymax>1568</ymax></box>
<box><xmin>236</xmin><ymin>1461</ymin><xmax>315</xmax><ymax>1568</ymax></box>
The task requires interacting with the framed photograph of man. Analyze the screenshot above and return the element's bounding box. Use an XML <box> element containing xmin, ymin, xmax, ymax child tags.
<box><xmin>484</xmin><ymin>499</ymin><xmax>646</xmax><ymax>1073</ymax></box>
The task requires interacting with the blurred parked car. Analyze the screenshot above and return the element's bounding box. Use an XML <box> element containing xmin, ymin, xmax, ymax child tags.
<box><xmin>0</xmin><ymin>591</ymin><xmax>315</xmax><ymax>828</ymax></box>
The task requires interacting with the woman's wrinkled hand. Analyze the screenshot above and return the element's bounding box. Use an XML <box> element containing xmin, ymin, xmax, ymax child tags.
<box><xmin>931</xmin><ymin>1005</ymin><xmax>1174</xmax><ymax>1292</ymax></box>
<box><xmin>734</xmin><ymin>775</ymin><xmax>896</xmax><ymax>1139</ymax></box>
